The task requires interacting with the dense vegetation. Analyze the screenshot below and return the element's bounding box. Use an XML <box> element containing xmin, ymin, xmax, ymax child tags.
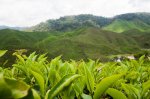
<box><xmin>0</xmin><ymin>50</ymin><xmax>150</xmax><ymax>99</ymax></box>
<box><xmin>27</xmin><ymin>14</ymin><xmax>111</xmax><ymax>32</ymax></box>
<box><xmin>28</xmin><ymin>12</ymin><xmax>150</xmax><ymax>33</ymax></box>
<box><xmin>1</xmin><ymin>27</ymin><xmax>149</xmax><ymax>66</ymax></box>
<box><xmin>0</xmin><ymin>29</ymin><xmax>150</xmax><ymax>67</ymax></box>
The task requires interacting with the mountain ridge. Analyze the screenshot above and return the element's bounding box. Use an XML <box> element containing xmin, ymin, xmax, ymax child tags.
<box><xmin>26</xmin><ymin>12</ymin><xmax>150</xmax><ymax>33</ymax></box>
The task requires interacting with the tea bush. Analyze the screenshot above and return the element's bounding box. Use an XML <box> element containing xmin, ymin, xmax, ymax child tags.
<box><xmin>0</xmin><ymin>50</ymin><xmax>150</xmax><ymax>99</ymax></box>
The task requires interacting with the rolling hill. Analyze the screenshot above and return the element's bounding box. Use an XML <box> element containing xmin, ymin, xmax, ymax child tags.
<box><xmin>0</xmin><ymin>29</ymin><xmax>52</xmax><ymax>49</ymax></box>
<box><xmin>102</xmin><ymin>19</ymin><xmax>150</xmax><ymax>33</ymax></box>
<box><xmin>39</xmin><ymin>28</ymin><xmax>140</xmax><ymax>60</ymax></box>
<box><xmin>0</xmin><ymin>28</ymin><xmax>141</xmax><ymax>60</ymax></box>
<box><xmin>122</xmin><ymin>29</ymin><xmax>150</xmax><ymax>48</ymax></box>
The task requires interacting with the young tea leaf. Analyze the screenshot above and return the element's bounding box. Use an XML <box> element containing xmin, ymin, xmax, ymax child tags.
<box><xmin>30</xmin><ymin>70</ymin><xmax>45</xmax><ymax>96</ymax></box>
<box><xmin>0</xmin><ymin>50</ymin><xmax>7</xmax><ymax>57</ymax></box>
<box><xmin>84</xmin><ymin>64</ymin><xmax>95</xmax><ymax>94</ymax></box>
<box><xmin>106</xmin><ymin>88</ymin><xmax>127</xmax><ymax>99</ymax></box>
<box><xmin>45</xmin><ymin>74</ymin><xmax>80</xmax><ymax>99</ymax></box>
<box><xmin>4</xmin><ymin>77</ymin><xmax>30</xmax><ymax>98</ymax></box>
<box><xmin>93</xmin><ymin>74</ymin><xmax>124</xmax><ymax>99</ymax></box>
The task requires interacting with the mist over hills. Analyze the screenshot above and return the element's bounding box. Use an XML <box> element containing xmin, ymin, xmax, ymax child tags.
<box><xmin>0</xmin><ymin>25</ymin><xmax>26</xmax><ymax>30</ymax></box>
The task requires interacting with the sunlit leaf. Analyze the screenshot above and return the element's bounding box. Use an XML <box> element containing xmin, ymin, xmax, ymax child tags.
<box><xmin>45</xmin><ymin>74</ymin><xmax>80</xmax><ymax>99</ymax></box>
<box><xmin>30</xmin><ymin>70</ymin><xmax>45</xmax><ymax>96</ymax></box>
<box><xmin>93</xmin><ymin>74</ymin><xmax>124</xmax><ymax>99</ymax></box>
<box><xmin>0</xmin><ymin>50</ymin><xmax>7</xmax><ymax>57</ymax></box>
<box><xmin>106</xmin><ymin>88</ymin><xmax>127</xmax><ymax>99</ymax></box>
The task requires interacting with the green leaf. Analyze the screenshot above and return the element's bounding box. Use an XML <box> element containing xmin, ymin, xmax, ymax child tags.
<box><xmin>93</xmin><ymin>74</ymin><xmax>124</xmax><ymax>99</ymax></box>
<box><xmin>81</xmin><ymin>93</ymin><xmax>92</xmax><ymax>99</ymax></box>
<box><xmin>0</xmin><ymin>50</ymin><xmax>7</xmax><ymax>57</ymax></box>
<box><xmin>13</xmin><ymin>64</ymin><xmax>30</xmax><ymax>78</ymax></box>
<box><xmin>73</xmin><ymin>77</ymin><xmax>86</xmax><ymax>97</ymax></box>
<box><xmin>73</xmin><ymin>83</ymin><xmax>82</xmax><ymax>97</ymax></box>
<box><xmin>87</xmin><ymin>59</ymin><xmax>95</xmax><ymax>72</ymax></box>
<box><xmin>30</xmin><ymin>70</ymin><xmax>45</xmax><ymax>96</ymax></box>
<box><xmin>50</xmin><ymin>55</ymin><xmax>62</xmax><ymax>70</ymax></box>
<box><xmin>45</xmin><ymin>74</ymin><xmax>80</xmax><ymax>99</ymax></box>
<box><xmin>22</xmin><ymin>88</ymin><xmax>41</xmax><ymax>99</ymax></box>
<box><xmin>106</xmin><ymin>88</ymin><xmax>127</xmax><ymax>99</ymax></box>
<box><xmin>4</xmin><ymin>77</ymin><xmax>30</xmax><ymax>98</ymax></box>
<box><xmin>48</xmin><ymin>69</ymin><xmax>61</xmax><ymax>87</ymax></box>
<box><xmin>31</xmin><ymin>89</ymin><xmax>41</xmax><ymax>99</ymax></box>
<box><xmin>139</xmin><ymin>55</ymin><xmax>145</xmax><ymax>65</ymax></box>
<box><xmin>0</xmin><ymin>74</ymin><xmax>12</xmax><ymax>99</ymax></box>
<box><xmin>59</xmin><ymin>62</ymin><xmax>71</xmax><ymax>76</ymax></box>
<box><xmin>142</xmin><ymin>80</ymin><xmax>150</xmax><ymax>97</ymax></box>
<box><xmin>121</xmin><ymin>83</ymin><xmax>140</xmax><ymax>99</ymax></box>
<box><xmin>84</xmin><ymin>64</ymin><xmax>95</xmax><ymax>94</ymax></box>
<box><xmin>13</xmin><ymin>53</ymin><xmax>25</xmax><ymax>64</ymax></box>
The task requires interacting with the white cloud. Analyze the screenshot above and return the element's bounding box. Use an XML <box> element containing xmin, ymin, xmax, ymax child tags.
<box><xmin>0</xmin><ymin>0</ymin><xmax>149</xmax><ymax>27</ymax></box>
<box><xmin>129</xmin><ymin>0</ymin><xmax>150</xmax><ymax>12</ymax></box>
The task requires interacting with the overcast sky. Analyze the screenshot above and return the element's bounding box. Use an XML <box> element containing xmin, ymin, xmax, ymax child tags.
<box><xmin>0</xmin><ymin>0</ymin><xmax>150</xmax><ymax>27</ymax></box>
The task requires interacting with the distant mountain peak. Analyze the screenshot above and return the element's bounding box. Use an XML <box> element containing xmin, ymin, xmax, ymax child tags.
<box><xmin>0</xmin><ymin>25</ymin><xmax>26</xmax><ymax>31</ymax></box>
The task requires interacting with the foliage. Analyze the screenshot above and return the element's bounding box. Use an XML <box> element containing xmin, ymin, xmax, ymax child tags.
<box><xmin>0</xmin><ymin>52</ymin><xmax>150</xmax><ymax>99</ymax></box>
<box><xmin>1</xmin><ymin>27</ymin><xmax>146</xmax><ymax>67</ymax></box>
<box><xmin>28</xmin><ymin>14</ymin><xmax>110</xmax><ymax>32</ymax></box>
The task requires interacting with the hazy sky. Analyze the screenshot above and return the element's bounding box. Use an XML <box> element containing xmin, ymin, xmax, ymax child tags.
<box><xmin>0</xmin><ymin>0</ymin><xmax>150</xmax><ymax>27</ymax></box>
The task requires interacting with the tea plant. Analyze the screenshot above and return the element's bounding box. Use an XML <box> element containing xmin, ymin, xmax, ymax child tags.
<box><xmin>0</xmin><ymin>50</ymin><xmax>150</xmax><ymax>99</ymax></box>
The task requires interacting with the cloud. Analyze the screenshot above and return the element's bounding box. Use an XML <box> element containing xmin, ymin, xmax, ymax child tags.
<box><xmin>129</xmin><ymin>0</ymin><xmax>150</xmax><ymax>6</ymax></box>
<box><xmin>0</xmin><ymin>0</ymin><xmax>149</xmax><ymax>26</ymax></box>
<box><xmin>129</xmin><ymin>0</ymin><xmax>150</xmax><ymax>12</ymax></box>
